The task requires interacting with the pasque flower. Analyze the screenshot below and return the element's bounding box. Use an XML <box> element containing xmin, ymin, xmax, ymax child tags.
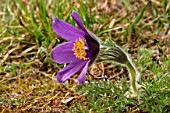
<box><xmin>97</xmin><ymin>39</ymin><xmax>141</xmax><ymax>95</ymax></box>
<box><xmin>51</xmin><ymin>11</ymin><xmax>100</xmax><ymax>84</ymax></box>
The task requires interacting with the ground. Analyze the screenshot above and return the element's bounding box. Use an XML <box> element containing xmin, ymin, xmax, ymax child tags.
<box><xmin>0</xmin><ymin>0</ymin><xmax>170</xmax><ymax>112</ymax></box>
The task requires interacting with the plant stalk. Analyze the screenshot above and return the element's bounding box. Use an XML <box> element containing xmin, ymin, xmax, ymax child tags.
<box><xmin>126</xmin><ymin>61</ymin><xmax>137</xmax><ymax>93</ymax></box>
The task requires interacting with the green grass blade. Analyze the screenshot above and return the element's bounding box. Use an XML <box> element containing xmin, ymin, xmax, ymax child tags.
<box><xmin>132</xmin><ymin>1</ymin><xmax>151</xmax><ymax>28</ymax></box>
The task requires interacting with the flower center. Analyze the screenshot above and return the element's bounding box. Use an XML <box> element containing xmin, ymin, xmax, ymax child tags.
<box><xmin>72</xmin><ymin>38</ymin><xmax>88</xmax><ymax>60</ymax></box>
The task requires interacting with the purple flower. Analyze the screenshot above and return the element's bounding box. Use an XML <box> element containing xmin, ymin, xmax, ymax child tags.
<box><xmin>51</xmin><ymin>11</ymin><xmax>100</xmax><ymax>84</ymax></box>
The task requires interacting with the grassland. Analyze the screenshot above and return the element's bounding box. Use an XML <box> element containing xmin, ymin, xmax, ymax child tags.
<box><xmin>0</xmin><ymin>0</ymin><xmax>170</xmax><ymax>112</ymax></box>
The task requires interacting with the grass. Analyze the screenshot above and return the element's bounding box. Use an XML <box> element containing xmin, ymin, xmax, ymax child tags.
<box><xmin>0</xmin><ymin>0</ymin><xmax>170</xmax><ymax>112</ymax></box>
<box><xmin>69</xmin><ymin>48</ymin><xmax>170</xmax><ymax>113</ymax></box>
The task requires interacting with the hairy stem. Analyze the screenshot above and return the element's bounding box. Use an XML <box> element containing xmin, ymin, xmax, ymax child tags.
<box><xmin>126</xmin><ymin>61</ymin><xmax>137</xmax><ymax>93</ymax></box>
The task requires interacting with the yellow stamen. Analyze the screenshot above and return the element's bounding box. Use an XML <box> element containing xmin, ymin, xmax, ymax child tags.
<box><xmin>72</xmin><ymin>38</ymin><xmax>88</xmax><ymax>60</ymax></box>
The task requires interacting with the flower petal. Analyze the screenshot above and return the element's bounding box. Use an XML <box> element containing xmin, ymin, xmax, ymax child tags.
<box><xmin>85</xmin><ymin>33</ymin><xmax>100</xmax><ymax>61</ymax></box>
<box><xmin>52</xmin><ymin>18</ymin><xmax>86</xmax><ymax>41</ymax></box>
<box><xmin>56</xmin><ymin>60</ymin><xmax>87</xmax><ymax>83</ymax></box>
<box><xmin>71</xmin><ymin>11</ymin><xmax>88</xmax><ymax>34</ymax></box>
<box><xmin>52</xmin><ymin>42</ymin><xmax>76</xmax><ymax>64</ymax></box>
<box><xmin>77</xmin><ymin>60</ymin><xmax>90</xmax><ymax>84</ymax></box>
<box><xmin>71</xmin><ymin>11</ymin><xmax>100</xmax><ymax>60</ymax></box>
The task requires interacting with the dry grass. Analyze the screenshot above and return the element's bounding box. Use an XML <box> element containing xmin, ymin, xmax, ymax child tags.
<box><xmin>0</xmin><ymin>0</ymin><xmax>170</xmax><ymax>112</ymax></box>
